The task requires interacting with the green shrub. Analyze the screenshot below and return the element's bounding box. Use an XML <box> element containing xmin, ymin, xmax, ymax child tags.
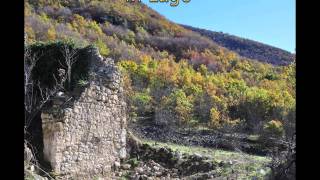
<box><xmin>168</xmin><ymin>89</ymin><xmax>194</xmax><ymax>124</ymax></box>
<box><xmin>209</xmin><ymin>107</ymin><xmax>221</xmax><ymax>128</ymax></box>
<box><xmin>265</xmin><ymin>72</ymin><xmax>279</xmax><ymax>80</ymax></box>
<box><xmin>131</xmin><ymin>92</ymin><xmax>153</xmax><ymax>115</ymax></box>
<box><xmin>132</xmin><ymin>92</ymin><xmax>152</xmax><ymax>105</ymax></box>
<box><xmin>126</xmin><ymin>158</ymin><xmax>139</xmax><ymax>168</ymax></box>
<box><xmin>94</xmin><ymin>40</ymin><xmax>110</xmax><ymax>57</ymax></box>
<box><xmin>263</xmin><ymin>120</ymin><xmax>284</xmax><ymax>138</ymax></box>
<box><xmin>77</xmin><ymin>79</ymin><xmax>89</xmax><ymax>87</ymax></box>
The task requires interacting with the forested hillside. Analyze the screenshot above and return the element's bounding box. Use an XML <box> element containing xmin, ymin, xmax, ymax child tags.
<box><xmin>183</xmin><ymin>25</ymin><xmax>295</xmax><ymax>66</ymax></box>
<box><xmin>25</xmin><ymin>0</ymin><xmax>295</xmax><ymax>135</ymax></box>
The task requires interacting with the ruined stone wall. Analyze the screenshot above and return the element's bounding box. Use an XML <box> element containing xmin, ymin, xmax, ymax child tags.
<box><xmin>41</xmin><ymin>48</ymin><xmax>127</xmax><ymax>179</ymax></box>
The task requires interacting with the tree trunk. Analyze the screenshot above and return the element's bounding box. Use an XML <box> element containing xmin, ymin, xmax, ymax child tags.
<box><xmin>68</xmin><ymin>65</ymin><xmax>71</xmax><ymax>90</ymax></box>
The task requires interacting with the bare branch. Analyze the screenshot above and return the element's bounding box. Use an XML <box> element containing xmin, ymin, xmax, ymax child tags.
<box><xmin>57</xmin><ymin>58</ymin><xmax>67</xmax><ymax>68</ymax></box>
<box><xmin>24</xmin><ymin>46</ymin><xmax>68</xmax><ymax>131</ymax></box>
<box><xmin>59</xmin><ymin>44</ymin><xmax>79</xmax><ymax>89</ymax></box>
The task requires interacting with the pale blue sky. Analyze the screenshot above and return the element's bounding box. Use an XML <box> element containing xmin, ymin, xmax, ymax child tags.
<box><xmin>141</xmin><ymin>0</ymin><xmax>295</xmax><ymax>53</ymax></box>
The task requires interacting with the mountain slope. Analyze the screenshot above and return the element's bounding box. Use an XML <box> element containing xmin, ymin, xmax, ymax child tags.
<box><xmin>182</xmin><ymin>25</ymin><xmax>295</xmax><ymax>66</ymax></box>
<box><xmin>25</xmin><ymin>0</ymin><xmax>223</xmax><ymax>63</ymax></box>
<box><xmin>25</xmin><ymin>0</ymin><xmax>295</xmax><ymax>136</ymax></box>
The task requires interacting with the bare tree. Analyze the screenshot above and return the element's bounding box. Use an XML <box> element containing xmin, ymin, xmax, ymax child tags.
<box><xmin>24</xmin><ymin>46</ymin><xmax>66</xmax><ymax>131</ymax></box>
<box><xmin>24</xmin><ymin>45</ymin><xmax>69</xmax><ymax>180</ymax></box>
<box><xmin>58</xmin><ymin>44</ymin><xmax>78</xmax><ymax>90</ymax></box>
<box><xmin>24</xmin><ymin>46</ymin><xmax>41</xmax><ymax>128</ymax></box>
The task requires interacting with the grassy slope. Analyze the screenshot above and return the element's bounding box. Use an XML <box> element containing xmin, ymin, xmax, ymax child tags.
<box><xmin>143</xmin><ymin>140</ymin><xmax>271</xmax><ymax>179</ymax></box>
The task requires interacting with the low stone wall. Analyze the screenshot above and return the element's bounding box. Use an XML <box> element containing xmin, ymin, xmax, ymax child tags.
<box><xmin>41</xmin><ymin>48</ymin><xmax>127</xmax><ymax>179</ymax></box>
<box><xmin>117</xmin><ymin>132</ymin><xmax>220</xmax><ymax>179</ymax></box>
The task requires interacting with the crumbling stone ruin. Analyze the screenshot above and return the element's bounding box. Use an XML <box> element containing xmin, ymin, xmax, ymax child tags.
<box><xmin>41</xmin><ymin>48</ymin><xmax>127</xmax><ymax>179</ymax></box>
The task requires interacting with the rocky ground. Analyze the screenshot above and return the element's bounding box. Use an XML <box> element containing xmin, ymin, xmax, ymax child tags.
<box><xmin>25</xmin><ymin>131</ymin><xmax>271</xmax><ymax>180</ymax></box>
<box><xmin>114</xmin><ymin>132</ymin><xmax>271</xmax><ymax>180</ymax></box>
<box><xmin>115</xmin><ymin>142</ymin><xmax>226</xmax><ymax>179</ymax></box>
<box><xmin>25</xmin><ymin>120</ymin><xmax>275</xmax><ymax>180</ymax></box>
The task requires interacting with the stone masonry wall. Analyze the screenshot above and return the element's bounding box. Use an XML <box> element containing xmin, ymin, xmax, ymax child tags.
<box><xmin>41</xmin><ymin>48</ymin><xmax>127</xmax><ymax>179</ymax></box>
